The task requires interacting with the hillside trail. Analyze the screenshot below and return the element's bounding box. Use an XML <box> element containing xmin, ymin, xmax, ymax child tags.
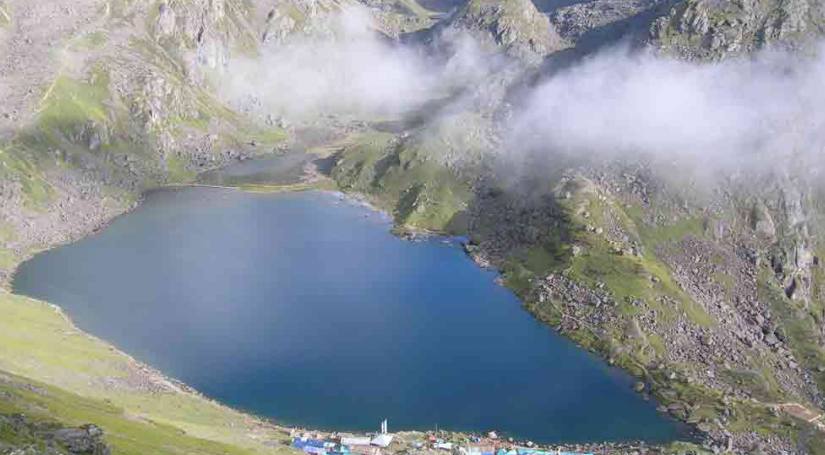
<box><xmin>0</xmin><ymin>0</ymin><xmax>104</xmax><ymax>141</ymax></box>
<box><xmin>775</xmin><ymin>402</ymin><xmax>825</xmax><ymax>433</ymax></box>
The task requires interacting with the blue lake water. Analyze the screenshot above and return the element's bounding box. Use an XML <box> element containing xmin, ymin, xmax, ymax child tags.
<box><xmin>13</xmin><ymin>188</ymin><xmax>685</xmax><ymax>443</ymax></box>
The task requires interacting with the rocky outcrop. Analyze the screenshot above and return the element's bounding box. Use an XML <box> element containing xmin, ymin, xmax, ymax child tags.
<box><xmin>52</xmin><ymin>425</ymin><xmax>110</xmax><ymax>455</ymax></box>
<box><xmin>551</xmin><ymin>0</ymin><xmax>665</xmax><ymax>43</ymax></box>
<box><xmin>445</xmin><ymin>0</ymin><xmax>567</xmax><ymax>65</ymax></box>
<box><xmin>0</xmin><ymin>414</ymin><xmax>110</xmax><ymax>455</ymax></box>
<box><xmin>472</xmin><ymin>164</ymin><xmax>825</xmax><ymax>453</ymax></box>
<box><xmin>256</xmin><ymin>0</ymin><xmax>431</xmax><ymax>43</ymax></box>
<box><xmin>650</xmin><ymin>0</ymin><xmax>825</xmax><ymax>60</ymax></box>
<box><xmin>257</xmin><ymin>0</ymin><xmax>340</xmax><ymax>44</ymax></box>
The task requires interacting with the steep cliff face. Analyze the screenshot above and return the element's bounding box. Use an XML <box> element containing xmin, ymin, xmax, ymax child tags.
<box><xmin>650</xmin><ymin>0</ymin><xmax>825</xmax><ymax>60</ymax></box>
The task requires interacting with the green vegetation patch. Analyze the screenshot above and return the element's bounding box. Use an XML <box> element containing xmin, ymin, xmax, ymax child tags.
<box><xmin>637</xmin><ymin>216</ymin><xmax>706</xmax><ymax>250</ymax></box>
<box><xmin>0</xmin><ymin>147</ymin><xmax>54</xmax><ymax>210</ymax></box>
<box><xmin>0</xmin><ymin>248</ymin><xmax>17</xmax><ymax>271</ymax></box>
<box><xmin>395</xmin><ymin>0</ymin><xmax>436</xmax><ymax>18</ymax></box>
<box><xmin>522</xmin><ymin>237</ymin><xmax>570</xmax><ymax>276</ymax></box>
<box><xmin>331</xmin><ymin>132</ymin><xmax>472</xmax><ymax>233</ymax></box>
<box><xmin>810</xmin><ymin>246</ymin><xmax>825</xmax><ymax>324</ymax></box>
<box><xmin>619</xmin><ymin>205</ymin><xmax>714</xmax><ymax>326</ymax></box>
<box><xmin>0</xmin><ymin>291</ymin><xmax>293</xmax><ymax>454</ymax></box>
<box><xmin>237</xmin><ymin>124</ymin><xmax>288</xmax><ymax>149</ymax></box>
<box><xmin>71</xmin><ymin>31</ymin><xmax>109</xmax><ymax>50</ymax></box>
<box><xmin>0</xmin><ymin>221</ymin><xmax>16</xmax><ymax>244</ymax></box>
<box><xmin>0</xmin><ymin>4</ymin><xmax>10</xmax><ymax>28</ymax></box>
<box><xmin>569</xmin><ymin>247</ymin><xmax>648</xmax><ymax>305</ymax></box>
<box><xmin>719</xmin><ymin>367</ymin><xmax>784</xmax><ymax>403</ymax></box>
<box><xmin>759</xmin><ymin>269</ymin><xmax>825</xmax><ymax>392</ymax></box>
<box><xmin>571</xmin><ymin>209</ymin><xmax>712</xmax><ymax>326</ymax></box>
<box><xmin>165</xmin><ymin>153</ymin><xmax>196</xmax><ymax>182</ymax></box>
<box><xmin>38</xmin><ymin>71</ymin><xmax>111</xmax><ymax>139</ymax></box>
<box><xmin>0</xmin><ymin>370</ymin><xmax>260</xmax><ymax>455</ymax></box>
<box><xmin>727</xmin><ymin>401</ymin><xmax>799</xmax><ymax>440</ymax></box>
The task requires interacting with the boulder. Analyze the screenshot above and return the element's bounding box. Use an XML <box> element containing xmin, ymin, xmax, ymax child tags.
<box><xmin>54</xmin><ymin>424</ymin><xmax>110</xmax><ymax>455</ymax></box>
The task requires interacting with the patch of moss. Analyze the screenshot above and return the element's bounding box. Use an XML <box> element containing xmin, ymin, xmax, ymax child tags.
<box><xmin>804</xmin><ymin>429</ymin><xmax>825</xmax><ymax>455</ymax></box>
<box><xmin>330</xmin><ymin>131</ymin><xmax>395</xmax><ymax>190</ymax></box>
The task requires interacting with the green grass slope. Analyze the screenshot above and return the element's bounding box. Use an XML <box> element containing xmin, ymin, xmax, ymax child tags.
<box><xmin>0</xmin><ymin>290</ymin><xmax>294</xmax><ymax>454</ymax></box>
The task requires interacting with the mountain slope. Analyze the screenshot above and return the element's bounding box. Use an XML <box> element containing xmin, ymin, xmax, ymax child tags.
<box><xmin>651</xmin><ymin>0</ymin><xmax>825</xmax><ymax>60</ymax></box>
<box><xmin>321</xmin><ymin>1</ymin><xmax>825</xmax><ymax>453</ymax></box>
<box><xmin>0</xmin><ymin>290</ymin><xmax>293</xmax><ymax>454</ymax></box>
<box><xmin>1</xmin><ymin>0</ymin><xmax>825</xmax><ymax>453</ymax></box>
<box><xmin>444</xmin><ymin>0</ymin><xmax>567</xmax><ymax>64</ymax></box>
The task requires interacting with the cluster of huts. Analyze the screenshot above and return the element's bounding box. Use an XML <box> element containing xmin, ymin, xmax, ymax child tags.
<box><xmin>292</xmin><ymin>435</ymin><xmax>391</xmax><ymax>455</ymax></box>
<box><xmin>290</xmin><ymin>423</ymin><xmax>594</xmax><ymax>455</ymax></box>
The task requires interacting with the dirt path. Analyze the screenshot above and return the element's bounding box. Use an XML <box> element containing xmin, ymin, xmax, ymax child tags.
<box><xmin>775</xmin><ymin>402</ymin><xmax>825</xmax><ymax>432</ymax></box>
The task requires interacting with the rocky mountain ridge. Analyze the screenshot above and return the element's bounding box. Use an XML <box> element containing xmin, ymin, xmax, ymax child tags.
<box><xmin>651</xmin><ymin>0</ymin><xmax>825</xmax><ymax>60</ymax></box>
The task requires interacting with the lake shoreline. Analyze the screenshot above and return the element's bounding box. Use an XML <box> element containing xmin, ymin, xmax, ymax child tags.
<box><xmin>5</xmin><ymin>152</ymin><xmax>702</xmax><ymax>453</ymax></box>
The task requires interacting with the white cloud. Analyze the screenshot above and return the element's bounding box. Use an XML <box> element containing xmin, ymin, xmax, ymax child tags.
<box><xmin>508</xmin><ymin>44</ymin><xmax>825</xmax><ymax>180</ymax></box>
<box><xmin>220</xmin><ymin>7</ymin><xmax>494</xmax><ymax>121</ymax></box>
